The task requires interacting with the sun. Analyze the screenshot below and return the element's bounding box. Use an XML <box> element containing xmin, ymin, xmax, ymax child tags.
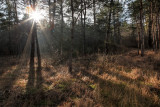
<box><xmin>26</xmin><ymin>6</ymin><xmax>45</xmax><ymax>22</ymax></box>
<box><xmin>30</xmin><ymin>10</ymin><xmax>43</xmax><ymax>22</ymax></box>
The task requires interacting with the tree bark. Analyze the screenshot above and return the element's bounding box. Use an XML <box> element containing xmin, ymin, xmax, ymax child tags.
<box><xmin>69</xmin><ymin>0</ymin><xmax>74</xmax><ymax>72</ymax></box>
<box><xmin>140</xmin><ymin>0</ymin><xmax>144</xmax><ymax>56</ymax></box>
<box><xmin>136</xmin><ymin>18</ymin><xmax>140</xmax><ymax>55</ymax></box>
<box><xmin>113</xmin><ymin>1</ymin><xmax>116</xmax><ymax>44</ymax></box>
<box><xmin>148</xmin><ymin>0</ymin><xmax>152</xmax><ymax>48</ymax></box>
<box><xmin>13</xmin><ymin>0</ymin><xmax>18</xmax><ymax>24</ymax></box>
<box><xmin>30</xmin><ymin>0</ymin><xmax>41</xmax><ymax>66</ymax></box>
<box><xmin>60</xmin><ymin>0</ymin><xmax>64</xmax><ymax>55</ymax></box>
<box><xmin>81</xmin><ymin>0</ymin><xmax>83</xmax><ymax>54</ymax></box>
<box><xmin>52</xmin><ymin>0</ymin><xmax>56</xmax><ymax>32</ymax></box>
<box><xmin>105</xmin><ymin>0</ymin><xmax>113</xmax><ymax>54</ymax></box>
<box><xmin>156</xmin><ymin>13</ymin><xmax>159</xmax><ymax>50</ymax></box>
<box><xmin>93</xmin><ymin>0</ymin><xmax>96</xmax><ymax>26</ymax></box>
<box><xmin>83</xmin><ymin>0</ymin><xmax>86</xmax><ymax>55</ymax></box>
<box><xmin>48</xmin><ymin>0</ymin><xmax>51</xmax><ymax>26</ymax></box>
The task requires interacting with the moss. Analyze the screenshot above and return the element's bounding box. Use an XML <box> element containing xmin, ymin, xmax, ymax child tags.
<box><xmin>58</xmin><ymin>84</ymin><xmax>66</xmax><ymax>90</ymax></box>
<box><xmin>89</xmin><ymin>84</ymin><xmax>96</xmax><ymax>90</ymax></box>
<box><xmin>57</xmin><ymin>80</ymin><xmax>72</xmax><ymax>91</ymax></box>
<box><xmin>72</xmin><ymin>78</ymin><xmax>76</xmax><ymax>82</ymax></box>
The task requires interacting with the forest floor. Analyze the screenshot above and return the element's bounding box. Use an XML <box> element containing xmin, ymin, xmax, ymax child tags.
<box><xmin>0</xmin><ymin>49</ymin><xmax>160</xmax><ymax>107</ymax></box>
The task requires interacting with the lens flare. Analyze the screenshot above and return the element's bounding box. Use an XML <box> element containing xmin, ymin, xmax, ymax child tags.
<box><xmin>30</xmin><ymin>11</ymin><xmax>43</xmax><ymax>21</ymax></box>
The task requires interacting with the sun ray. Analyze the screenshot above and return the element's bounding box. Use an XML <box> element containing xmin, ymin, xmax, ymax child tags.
<box><xmin>20</xmin><ymin>21</ymin><xmax>35</xmax><ymax>64</ymax></box>
<box><xmin>19</xmin><ymin>17</ymin><xmax>32</xmax><ymax>25</ymax></box>
<box><xmin>37</xmin><ymin>22</ymin><xmax>55</xmax><ymax>54</ymax></box>
<box><xmin>8</xmin><ymin>17</ymin><xmax>32</xmax><ymax>30</ymax></box>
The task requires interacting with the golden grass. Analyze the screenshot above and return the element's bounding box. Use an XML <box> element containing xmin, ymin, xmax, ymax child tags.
<box><xmin>0</xmin><ymin>49</ymin><xmax>160</xmax><ymax>106</ymax></box>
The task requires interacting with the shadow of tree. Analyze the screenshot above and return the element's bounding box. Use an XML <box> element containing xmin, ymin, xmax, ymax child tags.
<box><xmin>69</xmin><ymin>62</ymin><xmax>159</xmax><ymax>107</ymax></box>
<box><xmin>0</xmin><ymin>60</ymin><xmax>26</xmax><ymax>106</ymax></box>
<box><xmin>0</xmin><ymin>57</ymin><xmax>18</xmax><ymax>77</ymax></box>
<box><xmin>26</xmin><ymin>24</ymin><xmax>43</xmax><ymax>91</ymax></box>
<box><xmin>22</xmin><ymin>24</ymin><xmax>69</xmax><ymax>106</ymax></box>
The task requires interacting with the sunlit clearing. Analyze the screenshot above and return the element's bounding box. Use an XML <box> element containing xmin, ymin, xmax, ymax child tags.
<box><xmin>30</xmin><ymin>10</ymin><xmax>43</xmax><ymax>22</ymax></box>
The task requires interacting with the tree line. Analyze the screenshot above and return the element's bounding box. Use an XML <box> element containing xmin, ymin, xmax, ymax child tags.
<box><xmin>0</xmin><ymin>0</ymin><xmax>160</xmax><ymax>67</ymax></box>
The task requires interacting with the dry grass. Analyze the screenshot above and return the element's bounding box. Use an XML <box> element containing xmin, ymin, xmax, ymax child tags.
<box><xmin>0</xmin><ymin>49</ymin><xmax>160</xmax><ymax>107</ymax></box>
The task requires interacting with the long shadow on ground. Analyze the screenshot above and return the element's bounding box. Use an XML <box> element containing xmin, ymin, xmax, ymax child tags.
<box><xmin>69</xmin><ymin>59</ymin><xmax>160</xmax><ymax>107</ymax></box>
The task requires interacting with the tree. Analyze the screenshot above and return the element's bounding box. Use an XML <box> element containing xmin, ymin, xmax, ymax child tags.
<box><xmin>93</xmin><ymin>0</ymin><xmax>96</xmax><ymax>26</ymax></box>
<box><xmin>48</xmin><ymin>0</ymin><xmax>51</xmax><ymax>26</ymax></box>
<box><xmin>148</xmin><ymin>0</ymin><xmax>153</xmax><ymax>48</ymax></box>
<box><xmin>60</xmin><ymin>0</ymin><xmax>64</xmax><ymax>55</ymax></box>
<box><xmin>69</xmin><ymin>0</ymin><xmax>74</xmax><ymax>72</ymax></box>
<box><xmin>140</xmin><ymin>0</ymin><xmax>144</xmax><ymax>56</ymax></box>
<box><xmin>29</xmin><ymin>0</ymin><xmax>41</xmax><ymax>67</ymax></box>
<box><xmin>105</xmin><ymin>0</ymin><xmax>113</xmax><ymax>54</ymax></box>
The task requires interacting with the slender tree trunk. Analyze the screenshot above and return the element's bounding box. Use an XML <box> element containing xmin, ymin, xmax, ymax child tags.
<box><xmin>153</xmin><ymin>18</ymin><xmax>155</xmax><ymax>51</ymax></box>
<box><xmin>93</xmin><ymin>0</ymin><xmax>96</xmax><ymax>26</ymax></box>
<box><xmin>138</xmin><ymin>31</ymin><xmax>140</xmax><ymax>55</ymax></box>
<box><xmin>117</xmin><ymin>0</ymin><xmax>121</xmax><ymax>45</ymax></box>
<box><xmin>60</xmin><ymin>0</ymin><xmax>64</xmax><ymax>55</ymax></box>
<box><xmin>13</xmin><ymin>0</ymin><xmax>18</xmax><ymax>24</ymax></box>
<box><xmin>30</xmin><ymin>22</ymin><xmax>35</xmax><ymax>65</ymax></box>
<box><xmin>156</xmin><ymin>13</ymin><xmax>159</xmax><ymax>50</ymax></box>
<box><xmin>30</xmin><ymin>0</ymin><xmax>36</xmax><ymax>64</ymax></box>
<box><xmin>136</xmin><ymin>17</ymin><xmax>140</xmax><ymax>55</ymax></box>
<box><xmin>148</xmin><ymin>0</ymin><xmax>152</xmax><ymax>48</ymax></box>
<box><xmin>155</xmin><ymin>2</ymin><xmax>159</xmax><ymax>50</ymax></box>
<box><xmin>69</xmin><ymin>0</ymin><xmax>74</xmax><ymax>72</ymax></box>
<box><xmin>30</xmin><ymin>0</ymin><xmax>41</xmax><ymax>66</ymax></box>
<box><xmin>117</xmin><ymin>22</ymin><xmax>121</xmax><ymax>44</ymax></box>
<box><xmin>13</xmin><ymin>0</ymin><xmax>19</xmax><ymax>56</ymax></box>
<box><xmin>113</xmin><ymin>3</ymin><xmax>116</xmax><ymax>44</ymax></box>
<box><xmin>105</xmin><ymin>0</ymin><xmax>113</xmax><ymax>54</ymax></box>
<box><xmin>6</xmin><ymin>0</ymin><xmax>12</xmax><ymax>55</ymax></box>
<box><xmin>81</xmin><ymin>0</ymin><xmax>83</xmax><ymax>27</ymax></box>
<box><xmin>83</xmin><ymin>0</ymin><xmax>86</xmax><ymax>55</ymax></box>
<box><xmin>140</xmin><ymin>0</ymin><xmax>144</xmax><ymax>56</ymax></box>
<box><xmin>35</xmin><ymin>24</ymin><xmax>41</xmax><ymax>67</ymax></box>
<box><xmin>9</xmin><ymin>16</ymin><xmax>11</xmax><ymax>55</ymax></box>
<box><xmin>48</xmin><ymin>0</ymin><xmax>51</xmax><ymax>26</ymax></box>
<box><xmin>52</xmin><ymin>0</ymin><xmax>56</xmax><ymax>32</ymax></box>
<box><xmin>81</xmin><ymin>0</ymin><xmax>83</xmax><ymax>54</ymax></box>
<box><xmin>158</xmin><ymin>13</ymin><xmax>160</xmax><ymax>49</ymax></box>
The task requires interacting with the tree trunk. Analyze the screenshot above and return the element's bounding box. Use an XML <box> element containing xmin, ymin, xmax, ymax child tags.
<box><xmin>153</xmin><ymin>18</ymin><xmax>155</xmax><ymax>51</ymax></box>
<box><xmin>148</xmin><ymin>0</ymin><xmax>152</xmax><ymax>48</ymax></box>
<box><xmin>113</xmin><ymin>2</ymin><xmax>116</xmax><ymax>44</ymax></box>
<box><xmin>156</xmin><ymin>13</ymin><xmax>159</xmax><ymax>50</ymax></box>
<box><xmin>30</xmin><ymin>0</ymin><xmax>36</xmax><ymax>65</ymax></box>
<box><xmin>6</xmin><ymin>0</ymin><xmax>12</xmax><ymax>55</ymax></box>
<box><xmin>117</xmin><ymin>0</ymin><xmax>121</xmax><ymax>45</ymax></box>
<box><xmin>48</xmin><ymin>0</ymin><xmax>51</xmax><ymax>26</ymax></box>
<box><xmin>60</xmin><ymin>0</ymin><xmax>64</xmax><ymax>55</ymax></box>
<box><xmin>158</xmin><ymin>13</ymin><xmax>160</xmax><ymax>49</ymax></box>
<box><xmin>93</xmin><ymin>0</ymin><xmax>96</xmax><ymax>26</ymax></box>
<box><xmin>155</xmin><ymin>2</ymin><xmax>159</xmax><ymax>50</ymax></box>
<box><xmin>52</xmin><ymin>0</ymin><xmax>56</xmax><ymax>32</ymax></box>
<box><xmin>13</xmin><ymin>0</ymin><xmax>18</xmax><ymax>24</ymax></box>
<box><xmin>83</xmin><ymin>0</ymin><xmax>86</xmax><ymax>55</ymax></box>
<box><xmin>69</xmin><ymin>0</ymin><xmax>74</xmax><ymax>72</ymax></box>
<box><xmin>30</xmin><ymin>0</ymin><xmax>41</xmax><ymax>66</ymax></box>
<box><xmin>81</xmin><ymin>0</ymin><xmax>83</xmax><ymax>54</ymax></box>
<box><xmin>140</xmin><ymin>0</ymin><xmax>144</xmax><ymax>56</ymax></box>
<box><xmin>105</xmin><ymin>0</ymin><xmax>113</xmax><ymax>54</ymax></box>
